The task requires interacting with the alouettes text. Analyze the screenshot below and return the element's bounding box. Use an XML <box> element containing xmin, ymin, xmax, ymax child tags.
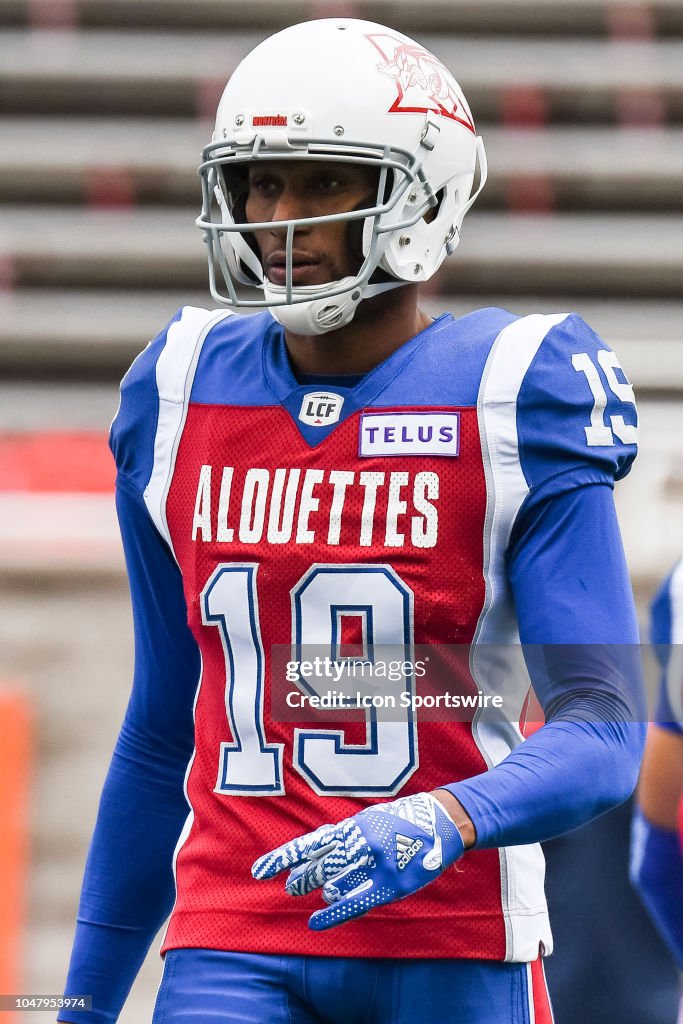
<box><xmin>191</xmin><ymin>466</ymin><xmax>440</xmax><ymax>548</ymax></box>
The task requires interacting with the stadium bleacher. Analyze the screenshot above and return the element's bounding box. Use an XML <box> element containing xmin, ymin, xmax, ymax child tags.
<box><xmin>0</xmin><ymin>2</ymin><xmax>681</xmax><ymax>1019</ymax></box>
<box><xmin>0</xmin><ymin>11</ymin><xmax>681</xmax><ymax>395</ymax></box>
<box><xmin>1</xmin><ymin>0</ymin><xmax>681</xmax><ymax>574</ymax></box>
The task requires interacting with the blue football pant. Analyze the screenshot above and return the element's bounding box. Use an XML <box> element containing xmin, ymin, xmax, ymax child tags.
<box><xmin>152</xmin><ymin>949</ymin><xmax>554</xmax><ymax>1024</ymax></box>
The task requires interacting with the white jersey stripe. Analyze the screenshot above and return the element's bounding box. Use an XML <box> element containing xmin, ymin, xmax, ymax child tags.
<box><xmin>471</xmin><ymin>312</ymin><xmax>569</xmax><ymax>962</ymax></box>
<box><xmin>144</xmin><ymin>306</ymin><xmax>233</xmax><ymax>559</ymax></box>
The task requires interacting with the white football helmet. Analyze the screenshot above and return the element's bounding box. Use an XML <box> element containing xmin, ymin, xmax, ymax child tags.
<box><xmin>196</xmin><ymin>18</ymin><xmax>487</xmax><ymax>335</ymax></box>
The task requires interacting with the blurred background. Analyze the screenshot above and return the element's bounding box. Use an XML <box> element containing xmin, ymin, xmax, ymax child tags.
<box><xmin>0</xmin><ymin>0</ymin><xmax>682</xmax><ymax>1020</ymax></box>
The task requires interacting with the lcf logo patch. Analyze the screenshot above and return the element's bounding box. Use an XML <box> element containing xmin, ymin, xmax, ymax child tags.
<box><xmin>298</xmin><ymin>392</ymin><xmax>344</xmax><ymax>426</ymax></box>
<box><xmin>360</xmin><ymin>412</ymin><xmax>460</xmax><ymax>457</ymax></box>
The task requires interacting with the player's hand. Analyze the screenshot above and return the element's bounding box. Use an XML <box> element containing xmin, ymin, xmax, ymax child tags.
<box><xmin>251</xmin><ymin>792</ymin><xmax>465</xmax><ymax>930</ymax></box>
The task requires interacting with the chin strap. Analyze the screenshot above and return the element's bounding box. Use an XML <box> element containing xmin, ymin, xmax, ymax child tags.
<box><xmin>266</xmin><ymin>278</ymin><xmax>407</xmax><ymax>336</ymax></box>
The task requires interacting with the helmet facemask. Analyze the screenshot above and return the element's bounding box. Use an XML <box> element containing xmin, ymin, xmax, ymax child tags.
<box><xmin>197</xmin><ymin>131</ymin><xmax>475</xmax><ymax>335</ymax></box>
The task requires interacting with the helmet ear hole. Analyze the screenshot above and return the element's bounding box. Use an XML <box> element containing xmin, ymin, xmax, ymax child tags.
<box><xmin>424</xmin><ymin>188</ymin><xmax>445</xmax><ymax>225</ymax></box>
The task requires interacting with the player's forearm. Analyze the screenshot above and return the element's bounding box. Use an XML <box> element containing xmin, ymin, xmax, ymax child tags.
<box><xmin>58</xmin><ymin>920</ymin><xmax>158</xmax><ymax>1024</ymax></box>
<box><xmin>467</xmin><ymin>478</ymin><xmax>647</xmax><ymax>849</ymax></box>
<box><xmin>630</xmin><ymin>808</ymin><xmax>683</xmax><ymax>968</ymax></box>
<box><xmin>58</xmin><ymin>741</ymin><xmax>189</xmax><ymax>1023</ymax></box>
<box><xmin>58</xmin><ymin>470</ymin><xmax>198</xmax><ymax>1021</ymax></box>
<box><xmin>440</xmin><ymin>716</ymin><xmax>645</xmax><ymax>849</ymax></box>
<box><xmin>629</xmin><ymin>725</ymin><xmax>683</xmax><ymax>967</ymax></box>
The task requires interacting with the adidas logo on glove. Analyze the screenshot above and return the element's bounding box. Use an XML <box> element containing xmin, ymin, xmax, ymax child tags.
<box><xmin>395</xmin><ymin>833</ymin><xmax>424</xmax><ymax>870</ymax></box>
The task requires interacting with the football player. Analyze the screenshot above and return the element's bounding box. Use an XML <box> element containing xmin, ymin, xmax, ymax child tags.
<box><xmin>59</xmin><ymin>19</ymin><xmax>646</xmax><ymax>1024</ymax></box>
<box><xmin>631</xmin><ymin>559</ymin><xmax>683</xmax><ymax>969</ymax></box>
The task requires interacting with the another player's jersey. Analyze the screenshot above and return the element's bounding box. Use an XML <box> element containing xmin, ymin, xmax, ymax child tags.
<box><xmin>110</xmin><ymin>306</ymin><xmax>637</xmax><ymax>962</ymax></box>
<box><xmin>651</xmin><ymin>560</ymin><xmax>683</xmax><ymax>735</ymax></box>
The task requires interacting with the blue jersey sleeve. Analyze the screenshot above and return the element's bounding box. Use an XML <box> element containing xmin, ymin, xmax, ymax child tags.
<box><xmin>443</xmin><ymin>482</ymin><xmax>646</xmax><ymax>848</ymax></box>
<box><xmin>651</xmin><ymin>561</ymin><xmax>683</xmax><ymax>734</ymax></box>
<box><xmin>109</xmin><ymin>308</ymin><xmax>183</xmax><ymax>490</ymax></box>
<box><xmin>59</xmin><ymin>315</ymin><xmax>200</xmax><ymax>1024</ymax></box>
<box><xmin>630</xmin><ymin>808</ymin><xmax>683</xmax><ymax>969</ymax></box>
<box><xmin>516</xmin><ymin>313</ymin><xmax>638</xmax><ymax>501</ymax></box>
<box><xmin>442</xmin><ymin>314</ymin><xmax>644</xmax><ymax>847</ymax></box>
<box><xmin>628</xmin><ymin>564</ymin><xmax>683</xmax><ymax>969</ymax></box>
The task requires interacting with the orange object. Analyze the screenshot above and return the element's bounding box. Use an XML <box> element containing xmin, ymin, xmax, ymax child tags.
<box><xmin>0</xmin><ymin>689</ymin><xmax>32</xmax><ymax>1021</ymax></box>
<box><xmin>0</xmin><ymin>432</ymin><xmax>114</xmax><ymax>493</ymax></box>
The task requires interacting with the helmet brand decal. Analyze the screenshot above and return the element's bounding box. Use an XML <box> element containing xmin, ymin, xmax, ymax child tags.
<box><xmin>252</xmin><ymin>115</ymin><xmax>288</xmax><ymax>127</ymax></box>
<box><xmin>365</xmin><ymin>34</ymin><xmax>475</xmax><ymax>133</ymax></box>
<box><xmin>299</xmin><ymin>392</ymin><xmax>345</xmax><ymax>427</ymax></box>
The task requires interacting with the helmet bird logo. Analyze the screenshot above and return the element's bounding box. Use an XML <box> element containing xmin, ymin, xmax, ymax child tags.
<box><xmin>366</xmin><ymin>33</ymin><xmax>475</xmax><ymax>134</ymax></box>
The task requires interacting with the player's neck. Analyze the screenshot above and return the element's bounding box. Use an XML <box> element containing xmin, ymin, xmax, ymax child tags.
<box><xmin>283</xmin><ymin>286</ymin><xmax>433</xmax><ymax>377</ymax></box>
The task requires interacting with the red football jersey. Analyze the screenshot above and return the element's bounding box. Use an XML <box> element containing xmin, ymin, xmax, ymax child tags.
<box><xmin>121</xmin><ymin>304</ymin><xmax>597</xmax><ymax>963</ymax></box>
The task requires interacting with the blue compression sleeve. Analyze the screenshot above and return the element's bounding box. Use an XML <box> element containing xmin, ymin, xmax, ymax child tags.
<box><xmin>651</xmin><ymin>562</ymin><xmax>683</xmax><ymax>735</ymax></box>
<box><xmin>630</xmin><ymin>809</ymin><xmax>683</xmax><ymax>968</ymax></box>
<box><xmin>444</xmin><ymin>482</ymin><xmax>646</xmax><ymax>848</ymax></box>
<box><xmin>58</xmin><ymin>476</ymin><xmax>199</xmax><ymax>1024</ymax></box>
